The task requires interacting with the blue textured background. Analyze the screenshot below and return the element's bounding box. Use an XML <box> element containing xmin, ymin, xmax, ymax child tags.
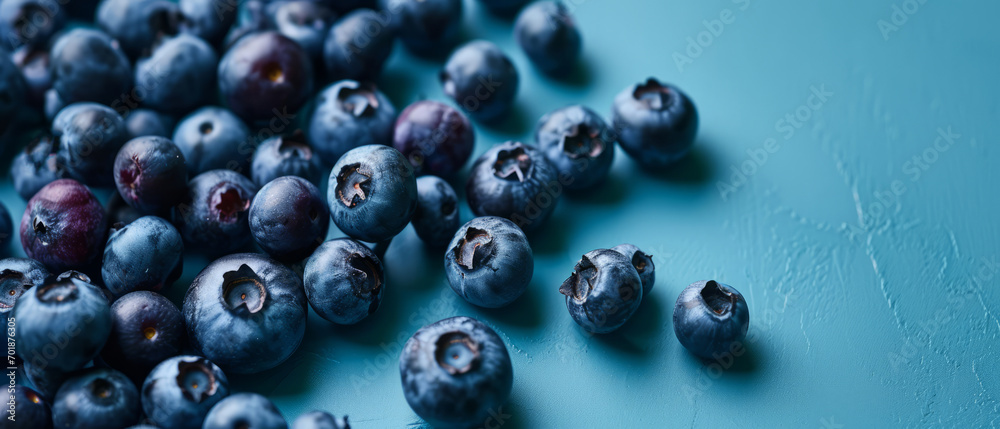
<box><xmin>4</xmin><ymin>0</ymin><xmax>999</xmax><ymax>427</ymax></box>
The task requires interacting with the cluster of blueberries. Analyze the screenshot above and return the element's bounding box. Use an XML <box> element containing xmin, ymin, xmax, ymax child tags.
<box><xmin>0</xmin><ymin>0</ymin><xmax>753</xmax><ymax>428</ymax></box>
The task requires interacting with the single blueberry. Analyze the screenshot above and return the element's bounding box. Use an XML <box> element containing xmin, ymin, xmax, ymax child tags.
<box><xmin>559</xmin><ymin>249</ymin><xmax>643</xmax><ymax>334</ymax></box>
<box><xmin>19</xmin><ymin>179</ymin><xmax>106</xmax><ymax>272</ymax></box>
<box><xmin>0</xmin><ymin>257</ymin><xmax>48</xmax><ymax>313</ymax></box>
<box><xmin>308</xmin><ymin>80</ymin><xmax>397</xmax><ymax>167</ymax></box>
<box><xmin>441</xmin><ymin>40</ymin><xmax>519</xmax><ymax>122</ymax></box>
<box><xmin>327</xmin><ymin>145</ymin><xmax>417</xmax><ymax>243</ymax></box>
<box><xmin>514</xmin><ymin>1</ymin><xmax>581</xmax><ymax>77</ymax></box>
<box><xmin>173</xmin><ymin>169</ymin><xmax>258</xmax><ymax>256</ymax></box>
<box><xmin>250</xmin><ymin>176</ymin><xmax>330</xmax><ymax>261</ymax></box>
<box><xmin>411</xmin><ymin>176</ymin><xmax>461</xmax><ymax>248</ymax></box>
<box><xmin>101</xmin><ymin>216</ymin><xmax>184</xmax><ymax>296</ymax></box>
<box><xmin>51</xmin><ymin>367</ymin><xmax>141</xmax><ymax>429</ymax></box>
<box><xmin>610</xmin><ymin>243</ymin><xmax>655</xmax><ymax>295</ymax></box>
<box><xmin>323</xmin><ymin>9</ymin><xmax>395</xmax><ymax>82</ymax></box>
<box><xmin>8</xmin><ymin>385</ymin><xmax>53</xmax><ymax>429</ymax></box>
<box><xmin>392</xmin><ymin>100</ymin><xmax>475</xmax><ymax>177</ymax></box>
<box><xmin>135</xmin><ymin>34</ymin><xmax>218</xmax><ymax>115</ymax></box>
<box><xmin>303</xmin><ymin>238</ymin><xmax>384</xmax><ymax>325</ymax></box>
<box><xmin>534</xmin><ymin>105</ymin><xmax>615</xmax><ymax>191</ymax></box>
<box><xmin>444</xmin><ymin>216</ymin><xmax>532</xmax><ymax>308</ymax></box>
<box><xmin>96</xmin><ymin>0</ymin><xmax>182</xmax><ymax>59</ymax></box>
<box><xmin>48</xmin><ymin>28</ymin><xmax>131</xmax><ymax>107</ymax></box>
<box><xmin>100</xmin><ymin>291</ymin><xmax>185</xmax><ymax>380</ymax></box>
<box><xmin>465</xmin><ymin>141</ymin><xmax>559</xmax><ymax>233</ymax></box>
<box><xmin>203</xmin><ymin>393</ymin><xmax>288</xmax><ymax>429</ymax></box>
<box><xmin>124</xmin><ymin>109</ymin><xmax>175</xmax><ymax>139</ymax></box>
<box><xmin>382</xmin><ymin>0</ymin><xmax>463</xmax><ymax>57</ymax></box>
<box><xmin>173</xmin><ymin>106</ymin><xmax>253</xmax><ymax>177</ymax></box>
<box><xmin>251</xmin><ymin>130</ymin><xmax>323</xmax><ymax>187</ymax></box>
<box><xmin>0</xmin><ymin>0</ymin><xmax>67</xmax><ymax>51</ymax></box>
<box><xmin>114</xmin><ymin>136</ymin><xmax>189</xmax><ymax>214</ymax></box>
<box><xmin>292</xmin><ymin>410</ymin><xmax>350</xmax><ymax>429</ymax></box>
<box><xmin>9</xmin><ymin>134</ymin><xmax>67</xmax><ymax>201</ymax></box>
<box><xmin>142</xmin><ymin>355</ymin><xmax>230</xmax><ymax>429</ymax></box>
<box><xmin>51</xmin><ymin>102</ymin><xmax>129</xmax><ymax>187</ymax></box>
<box><xmin>611</xmin><ymin>78</ymin><xmax>699</xmax><ymax>169</ymax></box>
<box><xmin>273</xmin><ymin>1</ymin><xmax>337</xmax><ymax>71</ymax></box>
<box><xmin>219</xmin><ymin>31</ymin><xmax>314</xmax><ymax>124</ymax></box>
<box><xmin>673</xmin><ymin>280</ymin><xmax>750</xmax><ymax>359</ymax></box>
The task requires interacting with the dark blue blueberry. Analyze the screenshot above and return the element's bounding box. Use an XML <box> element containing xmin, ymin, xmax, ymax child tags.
<box><xmin>392</xmin><ymin>100</ymin><xmax>474</xmax><ymax>177</ymax></box>
<box><xmin>440</xmin><ymin>40</ymin><xmax>519</xmax><ymax>123</ymax></box>
<box><xmin>9</xmin><ymin>134</ymin><xmax>67</xmax><ymax>201</ymax></box>
<box><xmin>0</xmin><ymin>0</ymin><xmax>66</xmax><ymax>51</ymax></box>
<box><xmin>0</xmin><ymin>257</ymin><xmax>48</xmax><ymax>313</ymax></box>
<box><xmin>180</xmin><ymin>0</ymin><xmax>239</xmax><ymax>47</ymax></box>
<box><xmin>11</xmin><ymin>46</ymin><xmax>50</xmax><ymax>110</ymax></box>
<box><xmin>611</xmin><ymin>78</ymin><xmax>699</xmax><ymax>169</ymax></box>
<box><xmin>534</xmin><ymin>105</ymin><xmax>614</xmax><ymax>191</ymax></box>
<box><xmin>97</xmin><ymin>0</ymin><xmax>182</xmax><ymax>59</ymax></box>
<box><xmin>219</xmin><ymin>31</ymin><xmax>314</xmax><ymax>124</ymax></box>
<box><xmin>203</xmin><ymin>393</ymin><xmax>287</xmax><ymax>429</ymax></box>
<box><xmin>382</xmin><ymin>0</ymin><xmax>463</xmax><ymax>57</ymax></box>
<box><xmin>51</xmin><ymin>102</ymin><xmax>129</xmax><ymax>187</ymax></box>
<box><xmin>0</xmin><ymin>49</ymin><xmax>28</xmax><ymax>123</ymax></box>
<box><xmin>135</xmin><ymin>34</ymin><xmax>218</xmax><ymax>115</ymax></box>
<box><xmin>182</xmin><ymin>253</ymin><xmax>307</xmax><ymax>374</ymax></box>
<box><xmin>399</xmin><ymin>316</ymin><xmax>513</xmax><ymax>429</ymax></box>
<box><xmin>100</xmin><ymin>291</ymin><xmax>185</xmax><ymax>380</ymax></box>
<box><xmin>303</xmin><ymin>238</ymin><xmax>383</xmax><ymax>325</ymax></box>
<box><xmin>0</xmin><ymin>202</ymin><xmax>12</xmax><ymax>250</ymax></box>
<box><xmin>48</xmin><ymin>28</ymin><xmax>132</xmax><ymax>107</ymax></box>
<box><xmin>411</xmin><ymin>176</ymin><xmax>460</xmax><ymax>247</ymax></box>
<box><xmin>114</xmin><ymin>136</ymin><xmax>188</xmax><ymax>214</ymax></box>
<box><xmin>559</xmin><ymin>248</ymin><xmax>642</xmax><ymax>334</ymax></box>
<box><xmin>292</xmin><ymin>410</ymin><xmax>350</xmax><ymax>429</ymax></box>
<box><xmin>327</xmin><ymin>145</ymin><xmax>417</xmax><ymax>243</ymax></box>
<box><xmin>323</xmin><ymin>9</ymin><xmax>395</xmax><ymax>82</ymax></box>
<box><xmin>611</xmin><ymin>243</ymin><xmax>655</xmax><ymax>295</ymax></box>
<box><xmin>476</xmin><ymin>0</ymin><xmax>529</xmax><ymax>16</ymax></box>
<box><xmin>19</xmin><ymin>179</ymin><xmax>106</xmax><ymax>272</ymax></box>
<box><xmin>125</xmin><ymin>109</ymin><xmax>175</xmax><ymax>139</ymax></box>
<box><xmin>51</xmin><ymin>367</ymin><xmax>141</xmax><ymax>429</ymax></box>
<box><xmin>250</xmin><ymin>176</ymin><xmax>329</xmax><ymax>261</ymax></box>
<box><xmin>142</xmin><ymin>355</ymin><xmax>230</xmax><ymax>429</ymax></box>
<box><xmin>173</xmin><ymin>106</ymin><xmax>252</xmax><ymax>176</ymax></box>
<box><xmin>14</xmin><ymin>275</ymin><xmax>112</xmax><ymax>373</ymax></box>
<box><xmin>8</xmin><ymin>385</ymin><xmax>53</xmax><ymax>429</ymax></box>
<box><xmin>307</xmin><ymin>80</ymin><xmax>396</xmax><ymax>167</ymax></box>
<box><xmin>673</xmin><ymin>280</ymin><xmax>750</xmax><ymax>359</ymax></box>
<box><xmin>273</xmin><ymin>1</ymin><xmax>336</xmax><ymax>70</ymax></box>
<box><xmin>465</xmin><ymin>141</ymin><xmax>559</xmax><ymax>232</ymax></box>
<box><xmin>444</xmin><ymin>216</ymin><xmax>531</xmax><ymax>308</ymax></box>
<box><xmin>174</xmin><ymin>169</ymin><xmax>258</xmax><ymax>256</ymax></box>
<box><xmin>251</xmin><ymin>130</ymin><xmax>323</xmax><ymax>186</ymax></box>
<box><xmin>514</xmin><ymin>1</ymin><xmax>581</xmax><ymax>77</ymax></box>
<box><xmin>101</xmin><ymin>217</ymin><xmax>184</xmax><ymax>296</ymax></box>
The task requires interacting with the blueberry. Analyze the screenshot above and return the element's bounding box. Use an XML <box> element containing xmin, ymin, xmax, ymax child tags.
<box><xmin>465</xmin><ymin>141</ymin><xmax>559</xmax><ymax>232</ymax></box>
<box><xmin>250</xmin><ymin>176</ymin><xmax>330</xmax><ymax>261</ymax></box>
<box><xmin>273</xmin><ymin>1</ymin><xmax>337</xmax><ymax>70</ymax></box>
<box><xmin>0</xmin><ymin>0</ymin><xmax>67</xmax><ymax>51</ymax></box>
<box><xmin>323</xmin><ymin>9</ymin><xmax>395</xmax><ymax>82</ymax></box>
<box><xmin>392</xmin><ymin>100</ymin><xmax>475</xmax><ymax>177</ymax></box>
<box><xmin>179</xmin><ymin>0</ymin><xmax>238</xmax><ymax>47</ymax></box>
<box><xmin>445</xmin><ymin>217</ymin><xmax>532</xmax><ymax>308</ymax></box>
<box><xmin>142</xmin><ymin>355</ymin><xmax>230</xmax><ymax>429</ymax></box>
<box><xmin>100</xmin><ymin>291</ymin><xmax>185</xmax><ymax>380</ymax></box>
<box><xmin>9</xmin><ymin>385</ymin><xmax>53</xmax><ymax>429</ymax></box>
<box><xmin>51</xmin><ymin>367</ymin><xmax>141</xmax><ymax>429</ymax></box>
<box><xmin>440</xmin><ymin>40</ymin><xmax>519</xmax><ymax>122</ymax></box>
<box><xmin>327</xmin><ymin>145</ymin><xmax>417</xmax><ymax>243</ymax></box>
<box><xmin>399</xmin><ymin>316</ymin><xmax>513</xmax><ymax>429</ymax></box>
<box><xmin>382</xmin><ymin>0</ymin><xmax>463</xmax><ymax>57</ymax></box>
<box><xmin>0</xmin><ymin>202</ymin><xmax>12</xmax><ymax>250</ymax></box>
<box><xmin>252</xmin><ymin>130</ymin><xmax>323</xmax><ymax>186</ymax></box>
<box><xmin>292</xmin><ymin>410</ymin><xmax>350</xmax><ymax>429</ymax></box>
<box><xmin>411</xmin><ymin>176</ymin><xmax>460</xmax><ymax>247</ymax></box>
<box><xmin>0</xmin><ymin>257</ymin><xmax>49</xmax><ymax>313</ymax></box>
<box><xmin>173</xmin><ymin>106</ymin><xmax>252</xmax><ymax>176</ymax></box>
<box><xmin>673</xmin><ymin>280</ymin><xmax>750</xmax><ymax>359</ymax></box>
<box><xmin>174</xmin><ymin>169</ymin><xmax>258</xmax><ymax>256</ymax></box>
<box><xmin>303</xmin><ymin>238</ymin><xmax>384</xmax><ymax>325</ymax></box>
<box><xmin>101</xmin><ymin>217</ymin><xmax>184</xmax><ymax>296</ymax></box>
<box><xmin>203</xmin><ymin>393</ymin><xmax>288</xmax><ymax>429</ymax></box>
<box><xmin>183</xmin><ymin>253</ymin><xmax>307</xmax><ymax>374</ymax></box>
<box><xmin>611</xmin><ymin>78</ymin><xmax>699</xmax><ymax>169</ymax></box>
<box><xmin>9</xmin><ymin>134</ymin><xmax>67</xmax><ymax>200</ymax></box>
<box><xmin>610</xmin><ymin>243</ymin><xmax>655</xmax><ymax>295</ymax></box>
<box><xmin>135</xmin><ymin>34</ymin><xmax>218</xmax><ymax>115</ymax></box>
<box><xmin>308</xmin><ymin>80</ymin><xmax>397</xmax><ymax>167</ymax></box>
<box><xmin>51</xmin><ymin>102</ymin><xmax>129</xmax><ymax>187</ymax></box>
<box><xmin>559</xmin><ymin>249</ymin><xmax>642</xmax><ymax>334</ymax></box>
<box><xmin>20</xmin><ymin>179</ymin><xmax>106</xmax><ymax>272</ymax></box>
<box><xmin>219</xmin><ymin>31</ymin><xmax>314</xmax><ymax>124</ymax></box>
<box><xmin>125</xmin><ymin>109</ymin><xmax>175</xmax><ymax>139</ymax></box>
<box><xmin>534</xmin><ymin>105</ymin><xmax>614</xmax><ymax>190</ymax></box>
<box><xmin>11</xmin><ymin>45</ymin><xmax>49</xmax><ymax>109</ymax></box>
<box><xmin>14</xmin><ymin>275</ymin><xmax>112</xmax><ymax>373</ymax></box>
<box><xmin>514</xmin><ymin>1</ymin><xmax>581</xmax><ymax>77</ymax></box>
<box><xmin>48</xmin><ymin>28</ymin><xmax>132</xmax><ymax>107</ymax></box>
<box><xmin>96</xmin><ymin>0</ymin><xmax>182</xmax><ymax>59</ymax></box>
<box><xmin>475</xmin><ymin>0</ymin><xmax>529</xmax><ymax>16</ymax></box>
<box><xmin>114</xmin><ymin>136</ymin><xmax>188</xmax><ymax>214</ymax></box>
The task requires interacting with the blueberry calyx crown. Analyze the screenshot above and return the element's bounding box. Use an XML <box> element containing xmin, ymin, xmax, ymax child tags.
<box><xmin>632</xmin><ymin>78</ymin><xmax>673</xmax><ymax>111</ymax></box>
<box><xmin>455</xmin><ymin>228</ymin><xmax>494</xmax><ymax>270</ymax></box>
<box><xmin>348</xmin><ymin>253</ymin><xmax>382</xmax><ymax>299</ymax></box>
<box><xmin>561</xmin><ymin>124</ymin><xmax>604</xmax><ymax>160</ymax></box>
<box><xmin>263</xmin><ymin>62</ymin><xmax>285</xmax><ymax>83</ymax></box>
<box><xmin>278</xmin><ymin>130</ymin><xmax>313</xmax><ymax>160</ymax></box>
<box><xmin>31</xmin><ymin>216</ymin><xmax>48</xmax><ymax>235</ymax></box>
<box><xmin>492</xmin><ymin>146</ymin><xmax>534</xmax><ymax>182</ymax></box>
<box><xmin>211</xmin><ymin>186</ymin><xmax>251</xmax><ymax>223</ymax></box>
<box><xmin>221</xmin><ymin>265</ymin><xmax>268</xmax><ymax>315</ymax></box>
<box><xmin>36</xmin><ymin>279</ymin><xmax>80</xmax><ymax>304</ymax></box>
<box><xmin>700</xmin><ymin>280</ymin><xmax>736</xmax><ymax>316</ymax></box>
<box><xmin>434</xmin><ymin>332</ymin><xmax>480</xmax><ymax>375</ymax></box>
<box><xmin>630</xmin><ymin>251</ymin><xmax>652</xmax><ymax>275</ymax></box>
<box><xmin>336</xmin><ymin>83</ymin><xmax>380</xmax><ymax>117</ymax></box>
<box><xmin>175</xmin><ymin>359</ymin><xmax>218</xmax><ymax>403</ymax></box>
<box><xmin>335</xmin><ymin>163</ymin><xmax>372</xmax><ymax>208</ymax></box>
<box><xmin>559</xmin><ymin>255</ymin><xmax>596</xmax><ymax>301</ymax></box>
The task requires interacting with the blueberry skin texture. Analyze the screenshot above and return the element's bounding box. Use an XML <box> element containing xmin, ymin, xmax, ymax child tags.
<box><xmin>203</xmin><ymin>393</ymin><xmax>288</xmax><ymax>429</ymax></box>
<box><xmin>327</xmin><ymin>145</ymin><xmax>418</xmax><ymax>243</ymax></box>
<box><xmin>444</xmin><ymin>217</ymin><xmax>532</xmax><ymax>308</ymax></box>
<box><xmin>100</xmin><ymin>291</ymin><xmax>185</xmax><ymax>380</ymax></box>
<box><xmin>52</xmin><ymin>102</ymin><xmax>129</xmax><ymax>187</ymax></box>
<box><xmin>399</xmin><ymin>316</ymin><xmax>513</xmax><ymax>429</ymax></box>
<box><xmin>292</xmin><ymin>410</ymin><xmax>350</xmax><ymax>429</ymax></box>
<box><xmin>10</xmin><ymin>134</ymin><xmax>67</xmax><ymax>201</ymax></box>
<box><xmin>97</xmin><ymin>0</ymin><xmax>181</xmax><ymax>59</ymax></box>
<box><xmin>101</xmin><ymin>217</ymin><xmax>184</xmax><ymax>297</ymax></box>
<box><xmin>308</xmin><ymin>80</ymin><xmax>397</xmax><ymax>167</ymax></box>
<box><xmin>219</xmin><ymin>31</ymin><xmax>314</xmax><ymax>124</ymax></box>
<box><xmin>611</xmin><ymin>243</ymin><xmax>655</xmax><ymax>295</ymax></box>
<box><xmin>125</xmin><ymin>109</ymin><xmax>175</xmax><ymax>139</ymax></box>
<box><xmin>252</xmin><ymin>132</ymin><xmax>324</xmax><ymax>186</ymax></box>
<box><xmin>412</xmin><ymin>176</ymin><xmax>460</xmax><ymax>247</ymax></box>
<box><xmin>673</xmin><ymin>280</ymin><xmax>750</xmax><ymax>359</ymax></box>
<box><xmin>382</xmin><ymin>0</ymin><xmax>463</xmax><ymax>57</ymax></box>
<box><xmin>49</xmin><ymin>28</ymin><xmax>131</xmax><ymax>106</ymax></box>
<box><xmin>534</xmin><ymin>105</ymin><xmax>614</xmax><ymax>191</ymax></box>
<box><xmin>559</xmin><ymin>249</ymin><xmax>643</xmax><ymax>334</ymax></box>
<box><xmin>304</xmin><ymin>238</ymin><xmax>384</xmax><ymax>324</ymax></box>
<box><xmin>514</xmin><ymin>1</ymin><xmax>581</xmax><ymax>77</ymax></box>
<box><xmin>611</xmin><ymin>78</ymin><xmax>699</xmax><ymax>169</ymax></box>
<box><xmin>0</xmin><ymin>202</ymin><xmax>12</xmax><ymax>250</ymax></box>
<box><xmin>441</xmin><ymin>40</ymin><xmax>519</xmax><ymax>122</ymax></box>
<box><xmin>476</xmin><ymin>0</ymin><xmax>529</xmax><ymax>16</ymax></box>
<box><xmin>142</xmin><ymin>355</ymin><xmax>230</xmax><ymax>429</ymax></box>
<box><xmin>9</xmin><ymin>385</ymin><xmax>53</xmax><ymax>429</ymax></box>
<box><xmin>250</xmin><ymin>176</ymin><xmax>330</xmax><ymax>261</ymax></box>
<box><xmin>173</xmin><ymin>107</ymin><xmax>253</xmax><ymax>176</ymax></box>
<box><xmin>20</xmin><ymin>179</ymin><xmax>107</xmax><ymax>272</ymax></box>
<box><xmin>14</xmin><ymin>276</ymin><xmax>112</xmax><ymax>373</ymax></box>
<box><xmin>136</xmin><ymin>34</ymin><xmax>218</xmax><ymax>115</ymax></box>
<box><xmin>465</xmin><ymin>141</ymin><xmax>559</xmax><ymax>233</ymax></box>
<box><xmin>114</xmin><ymin>136</ymin><xmax>189</xmax><ymax>214</ymax></box>
<box><xmin>0</xmin><ymin>0</ymin><xmax>66</xmax><ymax>51</ymax></box>
<box><xmin>183</xmin><ymin>253</ymin><xmax>307</xmax><ymax>374</ymax></box>
<box><xmin>180</xmin><ymin>0</ymin><xmax>238</xmax><ymax>47</ymax></box>
<box><xmin>392</xmin><ymin>100</ymin><xmax>475</xmax><ymax>177</ymax></box>
<box><xmin>0</xmin><ymin>257</ymin><xmax>49</xmax><ymax>312</ymax></box>
<box><xmin>323</xmin><ymin>9</ymin><xmax>395</xmax><ymax>82</ymax></box>
<box><xmin>174</xmin><ymin>169</ymin><xmax>258</xmax><ymax>256</ymax></box>
<box><xmin>273</xmin><ymin>1</ymin><xmax>337</xmax><ymax>69</ymax></box>
<box><xmin>51</xmin><ymin>367</ymin><xmax>141</xmax><ymax>429</ymax></box>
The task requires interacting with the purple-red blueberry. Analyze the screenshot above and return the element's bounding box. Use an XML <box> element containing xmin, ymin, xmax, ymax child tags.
<box><xmin>20</xmin><ymin>179</ymin><xmax>106</xmax><ymax>272</ymax></box>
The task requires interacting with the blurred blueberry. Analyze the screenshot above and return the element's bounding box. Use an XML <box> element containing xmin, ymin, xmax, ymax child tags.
<box><xmin>10</xmin><ymin>134</ymin><xmax>67</xmax><ymax>201</ymax></box>
<box><xmin>180</xmin><ymin>0</ymin><xmax>239</xmax><ymax>47</ymax></box>
<box><xmin>514</xmin><ymin>1</ymin><xmax>581</xmax><ymax>77</ymax></box>
<box><xmin>327</xmin><ymin>145</ymin><xmax>417</xmax><ymax>243</ymax></box>
<box><xmin>308</xmin><ymin>80</ymin><xmax>397</xmax><ymax>167</ymax></box>
<box><xmin>292</xmin><ymin>410</ymin><xmax>350</xmax><ymax>429</ymax></box>
<box><xmin>0</xmin><ymin>0</ymin><xmax>66</xmax><ymax>51</ymax></box>
<box><xmin>0</xmin><ymin>50</ymin><xmax>29</xmax><ymax>123</ymax></box>
<box><xmin>304</xmin><ymin>238</ymin><xmax>384</xmax><ymax>325</ymax></box>
<box><xmin>382</xmin><ymin>0</ymin><xmax>463</xmax><ymax>57</ymax></box>
<box><xmin>249</xmin><ymin>176</ymin><xmax>329</xmax><ymax>261</ymax></box>
<box><xmin>135</xmin><ymin>34</ymin><xmax>218</xmax><ymax>115</ymax></box>
<box><xmin>101</xmin><ymin>217</ymin><xmax>184</xmax><ymax>296</ymax></box>
<box><xmin>273</xmin><ymin>1</ymin><xmax>336</xmax><ymax>71</ymax></box>
<box><xmin>97</xmin><ymin>0</ymin><xmax>182</xmax><ymax>59</ymax></box>
<box><xmin>142</xmin><ymin>355</ymin><xmax>231</xmax><ymax>429</ymax></box>
<box><xmin>465</xmin><ymin>141</ymin><xmax>558</xmax><ymax>232</ymax></box>
<box><xmin>441</xmin><ymin>40</ymin><xmax>519</xmax><ymax>122</ymax></box>
<box><xmin>673</xmin><ymin>280</ymin><xmax>750</xmax><ymax>359</ymax></box>
<box><xmin>202</xmin><ymin>393</ymin><xmax>287</xmax><ymax>429</ymax></box>
<box><xmin>48</xmin><ymin>28</ymin><xmax>131</xmax><ymax>107</ymax></box>
<box><xmin>323</xmin><ymin>9</ymin><xmax>395</xmax><ymax>82</ymax></box>
<box><xmin>534</xmin><ymin>105</ymin><xmax>613</xmax><ymax>191</ymax></box>
<box><xmin>559</xmin><ymin>248</ymin><xmax>642</xmax><ymax>334</ymax></box>
<box><xmin>125</xmin><ymin>109</ymin><xmax>175</xmax><ymax>139</ymax></box>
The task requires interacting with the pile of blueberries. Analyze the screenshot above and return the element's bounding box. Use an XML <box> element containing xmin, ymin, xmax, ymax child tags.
<box><xmin>0</xmin><ymin>0</ymin><xmax>753</xmax><ymax>428</ymax></box>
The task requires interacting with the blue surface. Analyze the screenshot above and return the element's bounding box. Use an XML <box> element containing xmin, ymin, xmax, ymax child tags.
<box><xmin>3</xmin><ymin>0</ymin><xmax>999</xmax><ymax>427</ymax></box>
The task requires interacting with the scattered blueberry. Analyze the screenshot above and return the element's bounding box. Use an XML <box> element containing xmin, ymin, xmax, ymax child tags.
<box><xmin>100</xmin><ymin>291</ymin><xmax>185</xmax><ymax>380</ymax></box>
<box><xmin>383</xmin><ymin>0</ymin><xmax>463</xmax><ymax>57</ymax></box>
<box><xmin>308</xmin><ymin>80</ymin><xmax>397</xmax><ymax>167</ymax></box>
<box><xmin>124</xmin><ymin>109</ymin><xmax>175</xmax><ymax>139</ymax></box>
<box><xmin>465</xmin><ymin>141</ymin><xmax>559</xmax><ymax>232</ymax></box>
<box><xmin>48</xmin><ymin>28</ymin><xmax>131</xmax><ymax>107</ymax></box>
<box><xmin>324</xmin><ymin>9</ymin><xmax>395</xmax><ymax>82</ymax></box>
<box><xmin>51</xmin><ymin>102</ymin><xmax>129</xmax><ymax>187</ymax></box>
<box><xmin>142</xmin><ymin>355</ymin><xmax>230</xmax><ymax>429</ymax></box>
<box><xmin>179</xmin><ymin>0</ymin><xmax>238</xmax><ymax>47</ymax></box>
<box><xmin>174</xmin><ymin>169</ymin><xmax>258</xmax><ymax>256</ymax></box>
<box><xmin>534</xmin><ymin>105</ymin><xmax>614</xmax><ymax>191</ymax></box>
<box><xmin>9</xmin><ymin>385</ymin><xmax>53</xmax><ymax>429</ymax></box>
<box><xmin>559</xmin><ymin>248</ymin><xmax>642</xmax><ymax>334</ymax></box>
<box><xmin>114</xmin><ymin>136</ymin><xmax>188</xmax><ymax>214</ymax></box>
<box><xmin>252</xmin><ymin>130</ymin><xmax>323</xmax><ymax>186</ymax></box>
<box><xmin>250</xmin><ymin>176</ymin><xmax>329</xmax><ymax>261</ymax></box>
<box><xmin>411</xmin><ymin>176</ymin><xmax>461</xmax><ymax>247</ymax></box>
<box><xmin>327</xmin><ymin>145</ymin><xmax>417</xmax><ymax>243</ymax></box>
<box><xmin>203</xmin><ymin>393</ymin><xmax>288</xmax><ymax>429</ymax></box>
<box><xmin>515</xmin><ymin>1</ymin><xmax>581</xmax><ymax>77</ymax></box>
<box><xmin>0</xmin><ymin>257</ymin><xmax>49</xmax><ymax>313</ymax></box>
<box><xmin>392</xmin><ymin>100</ymin><xmax>475</xmax><ymax>177</ymax></box>
<box><xmin>173</xmin><ymin>106</ymin><xmax>252</xmax><ymax>176</ymax></box>
<box><xmin>96</xmin><ymin>0</ymin><xmax>182</xmax><ymax>59</ymax></box>
<box><xmin>9</xmin><ymin>134</ymin><xmax>67</xmax><ymax>201</ymax></box>
<box><xmin>444</xmin><ymin>216</ymin><xmax>532</xmax><ymax>308</ymax></box>
<box><xmin>303</xmin><ymin>238</ymin><xmax>384</xmax><ymax>325</ymax></box>
<box><xmin>51</xmin><ymin>367</ymin><xmax>141</xmax><ymax>429</ymax></box>
<box><xmin>292</xmin><ymin>410</ymin><xmax>350</xmax><ymax>429</ymax></box>
<box><xmin>673</xmin><ymin>280</ymin><xmax>750</xmax><ymax>359</ymax></box>
<box><xmin>219</xmin><ymin>30</ymin><xmax>314</xmax><ymax>124</ymax></box>
<box><xmin>441</xmin><ymin>40</ymin><xmax>519</xmax><ymax>122</ymax></box>
<box><xmin>610</xmin><ymin>243</ymin><xmax>655</xmax><ymax>295</ymax></box>
<box><xmin>611</xmin><ymin>78</ymin><xmax>699</xmax><ymax>169</ymax></box>
<box><xmin>19</xmin><ymin>179</ymin><xmax>106</xmax><ymax>272</ymax></box>
<box><xmin>135</xmin><ymin>33</ymin><xmax>218</xmax><ymax>115</ymax></box>
<box><xmin>101</xmin><ymin>216</ymin><xmax>184</xmax><ymax>296</ymax></box>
